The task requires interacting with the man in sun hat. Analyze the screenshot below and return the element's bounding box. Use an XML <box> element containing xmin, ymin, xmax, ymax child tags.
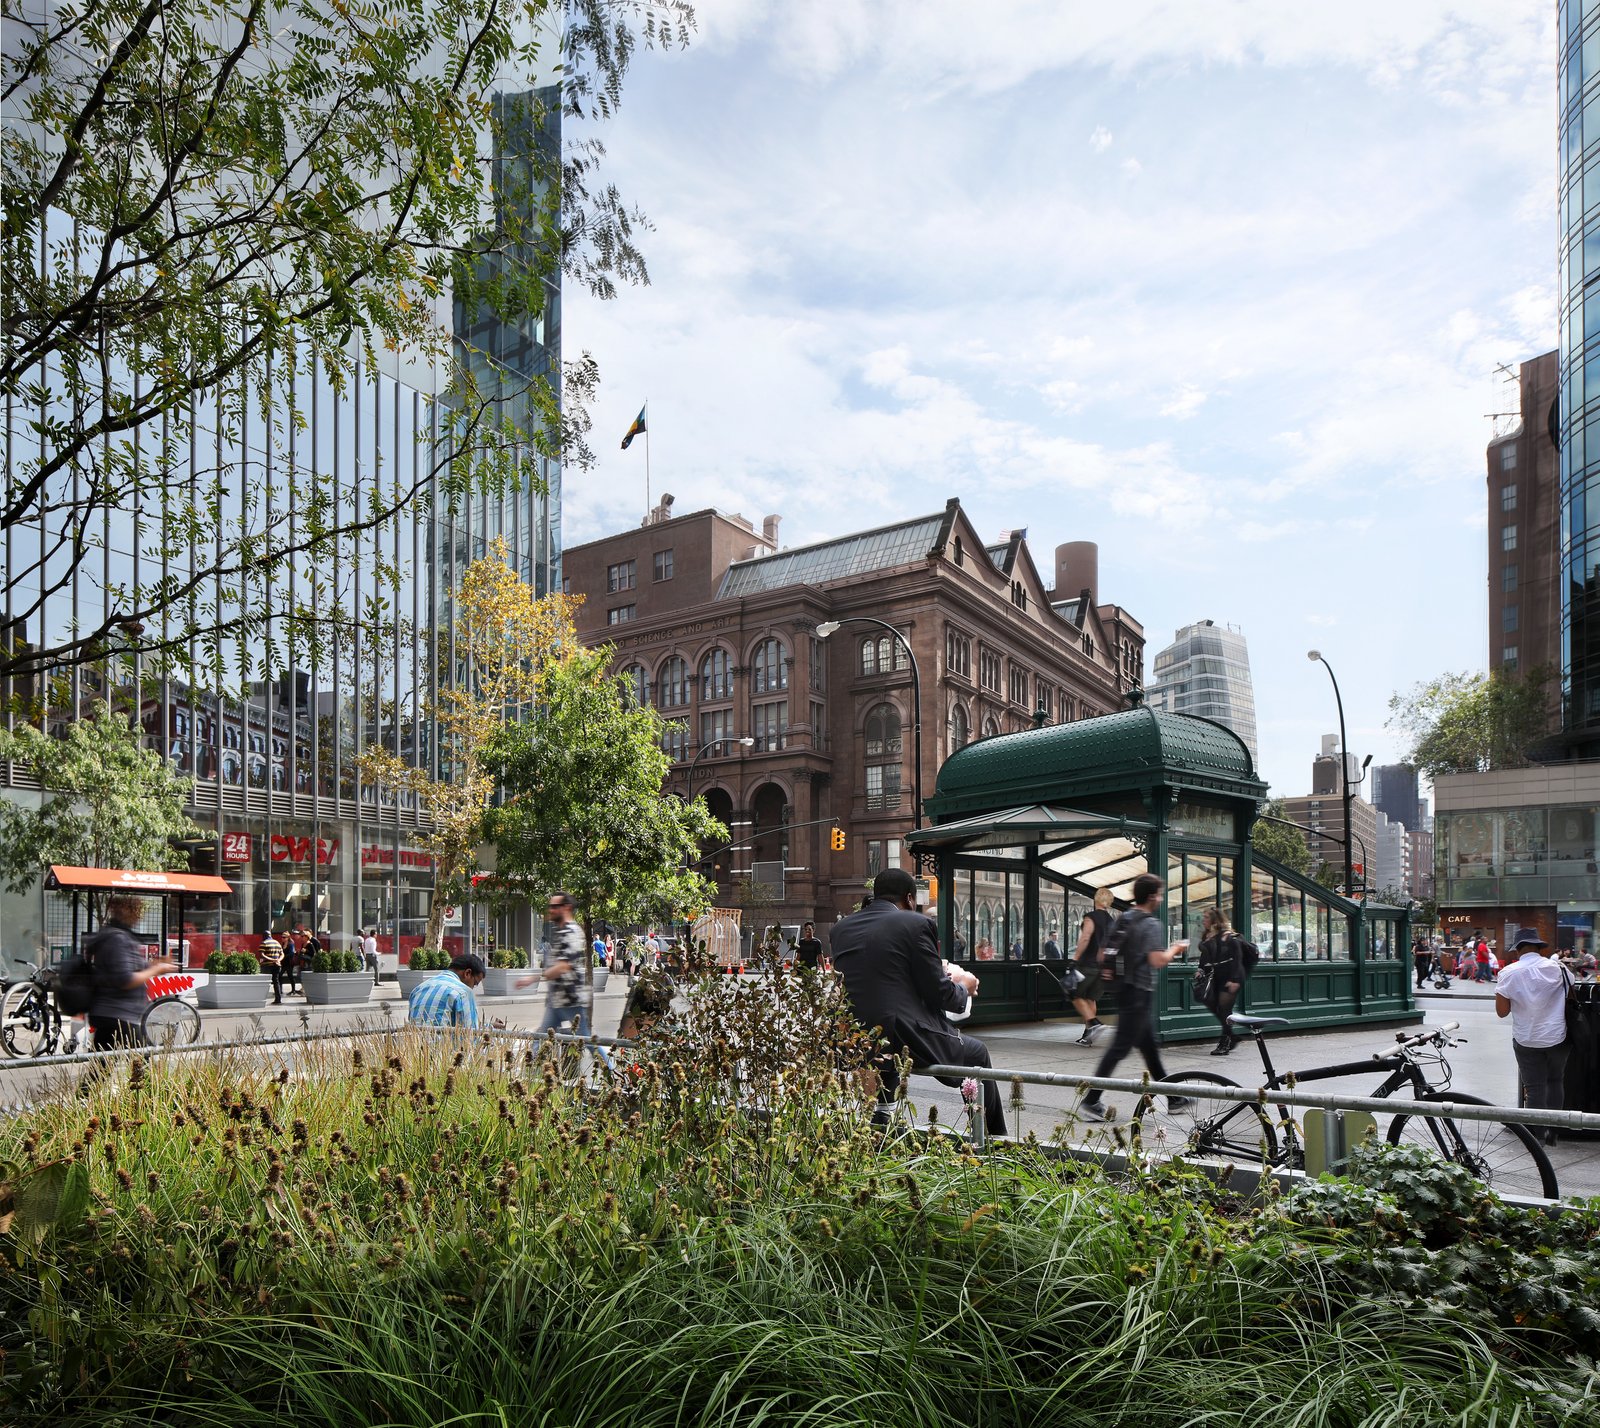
<box><xmin>1495</xmin><ymin>928</ymin><xmax>1571</xmax><ymax>1145</ymax></box>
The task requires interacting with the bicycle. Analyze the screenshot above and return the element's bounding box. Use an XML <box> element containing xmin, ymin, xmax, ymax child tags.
<box><xmin>0</xmin><ymin>963</ymin><xmax>83</xmax><ymax>1057</ymax></box>
<box><xmin>0</xmin><ymin>963</ymin><xmax>200</xmax><ymax>1056</ymax></box>
<box><xmin>1132</xmin><ymin>1013</ymin><xmax>1559</xmax><ymax>1199</ymax></box>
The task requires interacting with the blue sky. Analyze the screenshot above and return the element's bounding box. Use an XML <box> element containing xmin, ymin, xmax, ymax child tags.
<box><xmin>561</xmin><ymin>0</ymin><xmax>1557</xmax><ymax>799</ymax></box>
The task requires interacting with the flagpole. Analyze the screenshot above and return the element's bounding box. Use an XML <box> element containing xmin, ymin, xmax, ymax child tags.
<box><xmin>644</xmin><ymin>400</ymin><xmax>651</xmax><ymax>519</ymax></box>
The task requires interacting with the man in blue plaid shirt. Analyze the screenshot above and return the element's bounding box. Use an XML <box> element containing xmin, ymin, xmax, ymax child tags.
<box><xmin>407</xmin><ymin>952</ymin><xmax>487</xmax><ymax>1029</ymax></box>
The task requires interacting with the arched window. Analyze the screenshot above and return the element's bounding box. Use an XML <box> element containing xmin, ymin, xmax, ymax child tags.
<box><xmin>658</xmin><ymin>655</ymin><xmax>690</xmax><ymax>708</ymax></box>
<box><xmin>949</xmin><ymin>703</ymin><xmax>970</xmax><ymax>753</ymax></box>
<box><xmin>982</xmin><ymin>715</ymin><xmax>1000</xmax><ymax>739</ymax></box>
<box><xmin>864</xmin><ymin>702</ymin><xmax>903</xmax><ymax>811</ymax></box>
<box><xmin>700</xmin><ymin>648</ymin><xmax>731</xmax><ymax>701</ymax></box>
<box><xmin>859</xmin><ymin>638</ymin><xmax>877</xmax><ymax>676</ymax></box>
<box><xmin>751</xmin><ymin>637</ymin><xmax>787</xmax><ymax>694</ymax></box>
<box><xmin>621</xmin><ymin>664</ymin><xmax>650</xmax><ymax>707</ymax></box>
<box><xmin>865</xmin><ymin>703</ymin><xmax>902</xmax><ymax>757</ymax></box>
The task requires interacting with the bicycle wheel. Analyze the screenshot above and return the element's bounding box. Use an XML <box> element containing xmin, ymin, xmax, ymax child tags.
<box><xmin>1132</xmin><ymin>1070</ymin><xmax>1278</xmax><ymax>1163</ymax></box>
<box><xmin>1387</xmin><ymin>1091</ymin><xmax>1558</xmax><ymax>1200</ymax></box>
<box><xmin>141</xmin><ymin>995</ymin><xmax>201</xmax><ymax>1049</ymax></box>
<box><xmin>1</xmin><ymin>982</ymin><xmax>59</xmax><ymax>1058</ymax></box>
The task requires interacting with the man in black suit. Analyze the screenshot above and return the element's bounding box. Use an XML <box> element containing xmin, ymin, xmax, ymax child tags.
<box><xmin>832</xmin><ymin>868</ymin><xmax>1006</xmax><ymax>1136</ymax></box>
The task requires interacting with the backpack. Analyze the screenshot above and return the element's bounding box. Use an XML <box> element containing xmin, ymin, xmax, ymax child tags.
<box><xmin>1233</xmin><ymin>934</ymin><xmax>1261</xmax><ymax>977</ymax></box>
<box><xmin>54</xmin><ymin>939</ymin><xmax>99</xmax><ymax>1016</ymax></box>
<box><xmin>1100</xmin><ymin>910</ymin><xmax>1135</xmax><ymax>980</ymax></box>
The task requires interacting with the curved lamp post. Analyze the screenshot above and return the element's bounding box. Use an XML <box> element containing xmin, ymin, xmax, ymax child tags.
<box><xmin>815</xmin><ymin>617</ymin><xmax>922</xmax><ymax>829</ymax></box>
<box><xmin>1307</xmin><ymin>650</ymin><xmax>1361</xmax><ymax>899</ymax></box>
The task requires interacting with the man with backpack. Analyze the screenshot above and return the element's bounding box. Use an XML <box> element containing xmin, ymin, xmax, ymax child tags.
<box><xmin>1078</xmin><ymin>873</ymin><xmax>1192</xmax><ymax>1122</ymax></box>
<box><xmin>85</xmin><ymin>895</ymin><xmax>175</xmax><ymax>1049</ymax></box>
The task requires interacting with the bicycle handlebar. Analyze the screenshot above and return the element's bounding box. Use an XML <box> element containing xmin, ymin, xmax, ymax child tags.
<box><xmin>1395</xmin><ymin>1020</ymin><xmax>1459</xmax><ymax>1049</ymax></box>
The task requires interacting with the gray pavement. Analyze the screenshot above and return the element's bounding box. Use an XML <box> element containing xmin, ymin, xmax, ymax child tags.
<box><xmin>4</xmin><ymin>978</ymin><xmax>1596</xmax><ymax>1199</ymax></box>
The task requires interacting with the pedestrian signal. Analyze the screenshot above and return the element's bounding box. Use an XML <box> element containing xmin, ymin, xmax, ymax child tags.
<box><xmin>830</xmin><ymin>827</ymin><xmax>846</xmax><ymax>852</ymax></box>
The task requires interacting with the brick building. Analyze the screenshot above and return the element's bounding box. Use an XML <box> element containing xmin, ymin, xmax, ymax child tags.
<box><xmin>561</xmin><ymin>498</ymin><xmax>1144</xmax><ymax>938</ymax></box>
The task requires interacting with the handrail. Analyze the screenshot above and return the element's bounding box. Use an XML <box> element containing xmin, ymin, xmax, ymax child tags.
<box><xmin>917</xmin><ymin>1061</ymin><xmax>1600</xmax><ymax>1133</ymax></box>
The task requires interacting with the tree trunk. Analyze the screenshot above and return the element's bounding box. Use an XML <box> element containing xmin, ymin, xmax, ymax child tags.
<box><xmin>581</xmin><ymin>908</ymin><xmax>594</xmax><ymax>1035</ymax></box>
<box><xmin>423</xmin><ymin>896</ymin><xmax>446</xmax><ymax>954</ymax></box>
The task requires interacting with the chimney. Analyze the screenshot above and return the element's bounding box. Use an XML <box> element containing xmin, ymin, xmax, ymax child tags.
<box><xmin>1056</xmin><ymin>541</ymin><xmax>1098</xmax><ymax>605</ymax></box>
<box><xmin>762</xmin><ymin>514</ymin><xmax>781</xmax><ymax>547</ymax></box>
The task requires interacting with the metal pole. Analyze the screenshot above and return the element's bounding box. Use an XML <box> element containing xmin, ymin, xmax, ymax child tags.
<box><xmin>818</xmin><ymin>617</ymin><xmax>922</xmax><ymax>829</ymax></box>
<box><xmin>1313</xmin><ymin>653</ymin><xmax>1354</xmax><ymax>896</ymax></box>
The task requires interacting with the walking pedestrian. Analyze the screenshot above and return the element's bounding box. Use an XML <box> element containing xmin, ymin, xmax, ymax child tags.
<box><xmin>1475</xmin><ymin>934</ymin><xmax>1494</xmax><ymax>983</ymax></box>
<box><xmin>536</xmin><ymin>892</ymin><xmax>588</xmax><ymax>1036</ymax></box>
<box><xmin>1412</xmin><ymin>933</ymin><xmax>1432</xmax><ymax>989</ymax></box>
<box><xmin>1195</xmin><ymin>906</ymin><xmax>1247</xmax><ymax>1056</ymax></box>
<box><xmin>261</xmin><ymin>932</ymin><xmax>287</xmax><ymax>1004</ymax></box>
<box><xmin>362</xmin><ymin>927</ymin><xmax>380</xmax><ymax>982</ymax></box>
<box><xmin>86</xmin><ymin>896</ymin><xmax>175</xmax><ymax>1050</ymax></box>
<box><xmin>1495</xmin><ymin>928</ymin><xmax>1572</xmax><ymax>1145</ymax></box>
<box><xmin>1070</xmin><ymin>888</ymin><xmax>1115</xmax><ymax>1044</ymax></box>
<box><xmin>1078</xmin><ymin>874</ymin><xmax>1192</xmax><ymax>1122</ymax></box>
<box><xmin>795</xmin><ymin>920</ymin><xmax>825</xmax><ymax>970</ymax></box>
<box><xmin>831</xmin><ymin>868</ymin><xmax>1005</xmax><ymax>1137</ymax></box>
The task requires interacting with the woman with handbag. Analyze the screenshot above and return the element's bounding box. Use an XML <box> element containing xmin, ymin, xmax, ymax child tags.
<box><xmin>1195</xmin><ymin>906</ymin><xmax>1246</xmax><ymax>1056</ymax></box>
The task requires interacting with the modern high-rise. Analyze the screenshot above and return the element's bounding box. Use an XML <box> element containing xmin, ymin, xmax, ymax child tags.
<box><xmin>1560</xmin><ymin>4</ymin><xmax>1600</xmax><ymax>747</ymax></box>
<box><xmin>1</xmin><ymin>46</ymin><xmax>562</xmax><ymax>970</ymax></box>
<box><xmin>1145</xmin><ymin>620</ymin><xmax>1258</xmax><ymax>764</ymax></box>
<box><xmin>1370</xmin><ymin>764</ymin><xmax>1422</xmax><ymax>833</ymax></box>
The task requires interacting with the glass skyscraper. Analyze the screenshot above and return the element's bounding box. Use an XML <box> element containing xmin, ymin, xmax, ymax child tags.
<box><xmin>1</xmin><ymin>61</ymin><xmax>562</xmax><ymax>970</ymax></box>
<box><xmin>1560</xmin><ymin>0</ymin><xmax>1600</xmax><ymax>746</ymax></box>
<box><xmin>1145</xmin><ymin>620</ymin><xmax>1259</xmax><ymax>766</ymax></box>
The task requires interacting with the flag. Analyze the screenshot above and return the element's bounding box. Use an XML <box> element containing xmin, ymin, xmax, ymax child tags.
<box><xmin>621</xmin><ymin>405</ymin><xmax>647</xmax><ymax>450</ymax></box>
<box><xmin>999</xmin><ymin>527</ymin><xmax>1028</xmax><ymax>541</ymax></box>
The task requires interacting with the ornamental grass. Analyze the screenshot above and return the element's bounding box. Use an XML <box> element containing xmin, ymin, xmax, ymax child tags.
<box><xmin>0</xmin><ymin>970</ymin><xmax>1595</xmax><ymax>1427</ymax></box>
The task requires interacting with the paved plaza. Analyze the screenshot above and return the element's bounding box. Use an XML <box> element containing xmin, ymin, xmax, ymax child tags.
<box><xmin>3</xmin><ymin>978</ymin><xmax>1595</xmax><ymax>1199</ymax></box>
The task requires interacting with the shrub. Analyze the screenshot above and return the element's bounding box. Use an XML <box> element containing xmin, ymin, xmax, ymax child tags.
<box><xmin>204</xmin><ymin>952</ymin><xmax>257</xmax><ymax>976</ymax></box>
<box><xmin>407</xmin><ymin>947</ymin><xmax>449</xmax><ymax>971</ymax></box>
<box><xmin>0</xmin><ymin>973</ymin><xmax>1590</xmax><ymax>1427</ymax></box>
<box><xmin>310</xmin><ymin>949</ymin><xmax>361</xmax><ymax>974</ymax></box>
<box><xmin>488</xmin><ymin>946</ymin><xmax>526</xmax><ymax>969</ymax></box>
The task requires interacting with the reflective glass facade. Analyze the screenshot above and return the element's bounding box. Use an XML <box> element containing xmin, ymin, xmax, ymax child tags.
<box><xmin>1</xmin><ymin>83</ymin><xmax>562</xmax><ymax>973</ymax></box>
<box><xmin>1559</xmin><ymin>0</ymin><xmax>1600</xmax><ymax>740</ymax></box>
<box><xmin>1144</xmin><ymin>620</ymin><xmax>1259</xmax><ymax>764</ymax></box>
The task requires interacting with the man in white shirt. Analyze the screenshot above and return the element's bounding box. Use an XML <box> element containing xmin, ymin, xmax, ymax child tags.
<box><xmin>1495</xmin><ymin>927</ymin><xmax>1570</xmax><ymax>1145</ymax></box>
<box><xmin>361</xmin><ymin>928</ymin><xmax>380</xmax><ymax>983</ymax></box>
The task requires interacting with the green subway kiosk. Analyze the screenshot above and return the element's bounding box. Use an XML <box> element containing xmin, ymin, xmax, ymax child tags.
<box><xmin>908</xmin><ymin>706</ymin><xmax>1417</xmax><ymax>1041</ymax></box>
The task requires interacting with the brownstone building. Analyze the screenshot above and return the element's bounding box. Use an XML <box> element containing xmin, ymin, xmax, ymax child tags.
<box><xmin>1487</xmin><ymin>351</ymin><xmax>1560</xmax><ymax>726</ymax></box>
<box><xmin>562</xmin><ymin>497</ymin><xmax>1144</xmax><ymax>941</ymax></box>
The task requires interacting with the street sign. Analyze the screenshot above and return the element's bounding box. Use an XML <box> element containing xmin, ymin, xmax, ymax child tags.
<box><xmin>442</xmin><ymin>904</ymin><xmax>462</xmax><ymax>928</ymax></box>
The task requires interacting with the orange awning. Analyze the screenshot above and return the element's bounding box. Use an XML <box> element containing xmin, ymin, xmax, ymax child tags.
<box><xmin>45</xmin><ymin>865</ymin><xmax>233</xmax><ymax>896</ymax></box>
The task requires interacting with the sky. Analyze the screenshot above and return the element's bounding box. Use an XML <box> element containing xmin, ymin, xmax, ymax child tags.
<box><xmin>559</xmin><ymin>0</ymin><xmax>1559</xmax><ymax>800</ymax></box>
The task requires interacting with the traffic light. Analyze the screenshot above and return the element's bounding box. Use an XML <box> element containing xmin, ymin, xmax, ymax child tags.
<box><xmin>830</xmin><ymin>827</ymin><xmax>846</xmax><ymax>852</ymax></box>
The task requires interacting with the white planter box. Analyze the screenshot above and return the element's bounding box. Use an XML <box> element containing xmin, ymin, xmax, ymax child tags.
<box><xmin>481</xmin><ymin>966</ymin><xmax>535</xmax><ymax>997</ymax></box>
<box><xmin>591</xmin><ymin>969</ymin><xmax>609</xmax><ymax>995</ymax></box>
<box><xmin>197</xmin><ymin>976</ymin><xmax>272</xmax><ymax>1010</ymax></box>
<box><xmin>302</xmin><ymin>971</ymin><xmax>374</xmax><ymax>1006</ymax></box>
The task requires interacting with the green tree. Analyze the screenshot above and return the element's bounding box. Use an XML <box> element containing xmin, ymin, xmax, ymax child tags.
<box><xmin>1387</xmin><ymin>667</ymin><xmax>1555</xmax><ymax>780</ymax></box>
<box><xmin>1251</xmin><ymin>799</ymin><xmax>1312</xmax><ymax>875</ymax></box>
<box><xmin>358</xmin><ymin>539</ymin><xmax>577</xmax><ymax>956</ymax></box>
<box><xmin>484</xmin><ymin>643</ymin><xmax>725</xmax><ymax>1013</ymax></box>
<box><xmin>0</xmin><ymin>708</ymin><xmax>202</xmax><ymax>898</ymax></box>
<box><xmin>1</xmin><ymin>0</ymin><xmax>691</xmax><ymax>691</ymax></box>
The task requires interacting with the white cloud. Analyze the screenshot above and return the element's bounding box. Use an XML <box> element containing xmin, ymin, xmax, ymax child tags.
<box><xmin>1160</xmin><ymin>385</ymin><xmax>1208</xmax><ymax>421</ymax></box>
<box><xmin>1119</xmin><ymin>156</ymin><xmax>1143</xmax><ymax>179</ymax></box>
<box><xmin>1089</xmin><ymin>125</ymin><xmax>1114</xmax><ymax>152</ymax></box>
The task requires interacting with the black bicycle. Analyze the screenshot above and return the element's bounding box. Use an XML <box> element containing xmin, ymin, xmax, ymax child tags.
<box><xmin>1132</xmin><ymin>1013</ymin><xmax>1559</xmax><ymax>1199</ymax></box>
<box><xmin>0</xmin><ymin>963</ymin><xmax>80</xmax><ymax>1057</ymax></box>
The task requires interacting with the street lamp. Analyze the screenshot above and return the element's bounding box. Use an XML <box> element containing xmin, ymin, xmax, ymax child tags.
<box><xmin>686</xmin><ymin>734</ymin><xmax>755</xmax><ymax>783</ymax></box>
<box><xmin>815</xmin><ymin>617</ymin><xmax>923</xmax><ymax>829</ymax></box>
<box><xmin>1307</xmin><ymin>650</ymin><xmax>1366</xmax><ymax>899</ymax></box>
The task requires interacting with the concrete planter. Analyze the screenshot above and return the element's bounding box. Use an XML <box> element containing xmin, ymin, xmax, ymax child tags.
<box><xmin>197</xmin><ymin>975</ymin><xmax>271</xmax><ymax>1010</ymax></box>
<box><xmin>397</xmin><ymin>968</ymin><xmax>437</xmax><ymax>998</ymax></box>
<box><xmin>301</xmin><ymin>971</ymin><xmax>374</xmax><ymax>1007</ymax></box>
<box><xmin>481</xmin><ymin>966</ymin><xmax>535</xmax><ymax>998</ymax></box>
<box><xmin>591</xmin><ymin>969</ymin><xmax>609</xmax><ymax>995</ymax></box>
